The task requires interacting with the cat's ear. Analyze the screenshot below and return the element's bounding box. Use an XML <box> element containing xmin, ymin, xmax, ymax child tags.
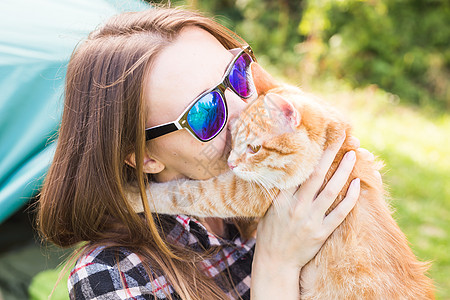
<box><xmin>250</xmin><ymin>63</ymin><xmax>280</xmax><ymax>95</ymax></box>
<box><xmin>264</xmin><ymin>93</ymin><xmax>300</xmax><ymax>131</ymax></box>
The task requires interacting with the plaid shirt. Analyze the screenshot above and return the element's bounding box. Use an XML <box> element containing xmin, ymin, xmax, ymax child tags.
<box><xmin>68</xmin><ymin>215</ymin><xmax>255</xmax><ymax>299</ymax></box>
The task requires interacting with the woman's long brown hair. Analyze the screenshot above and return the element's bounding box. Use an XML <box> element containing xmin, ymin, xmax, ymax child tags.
<box><xmin>38</xmin><ymin>7</ymin><xmax>249</xmax><ymax>299</ymax></box>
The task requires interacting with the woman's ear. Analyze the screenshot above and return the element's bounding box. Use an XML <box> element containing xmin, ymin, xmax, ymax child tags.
<box><xmin>125</xmin><ymin>152</ymin><xmax>165</xmax><ymax>174</ymax></box>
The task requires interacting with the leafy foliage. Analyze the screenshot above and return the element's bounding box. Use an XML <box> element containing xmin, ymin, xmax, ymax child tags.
<box><xmin>300</xmin><ymin>0</ymin><xmax>450</xmax><ymax>109</ymax></box>
<box><xmin>158</xmin><ymin>0</ymin><xmax>450</xmax><ymax>109</ymax></box>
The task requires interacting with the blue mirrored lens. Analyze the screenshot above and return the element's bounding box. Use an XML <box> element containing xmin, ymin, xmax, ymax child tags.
<box><xmin>187</xmin><ymin>91</ymin><xmax>226</xmax><ymax>141</ymax></box>
<box><xmin>229</xmin><ymin>53</ymin><xmax>254</xmax><ymax>98</ymax></box>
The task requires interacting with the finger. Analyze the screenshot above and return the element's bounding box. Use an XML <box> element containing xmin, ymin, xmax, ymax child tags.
<box><xmin>347</xmin><ymin>136</ymin><xmax>360</xmax><ymax>149</ymax></box>
<box><xmin>313</xmin><ymin>150</ymin><xmax>356</xmax><ymax>215</ymax></box>
<box><xmin>374</xmin><ymin>170</ymin><xmax>382</xmax><ymax>183</ymax></box>
<box><xmin>286</xmin><ymin>184</ymin><xmax>299</xmax><ymax>194</ymax></box>
<box><xmin>355</xmin><ymin>148</ymin><xmax>381</xmax><ymax>183</ymax></box>
<box><xmin>266</xmin><ymin>189</ymin><xmax>295</xmax><ymax>217</ymax></box>
<box><xmin>294</xmin><ymin>132</ymin><xmax>346</xmax><ymax>201</ymax></box>
<box><xmin>357</xmin><ymin>147</ymin><xmax>375</xmax><ymax>161</ymax></box>
<box><xmin>322</xmin><ymin>178</ymin><xmax>360</xmax><ymax>232</ymax></box>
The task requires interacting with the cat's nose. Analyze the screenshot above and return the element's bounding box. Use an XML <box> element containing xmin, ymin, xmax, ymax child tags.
<box><xmin>227</xmin><ymin>161</ymin><xmax>236</xmax><ymax>170</ymax></box>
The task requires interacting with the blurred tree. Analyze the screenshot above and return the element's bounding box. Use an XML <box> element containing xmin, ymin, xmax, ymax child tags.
<box><xmin>152</xmin><ymin>0</ymin><xmax>307</xmax><ymax>77</ymax></box>
<box><xmin>299</xmin><ymin>0</ymin><xmax>450</xmax><ymax>108</ymax></box>
<box><xmin>151</xmin><ymin>0</ymin><xmax>450</xmax><ymax>109</ymax></box>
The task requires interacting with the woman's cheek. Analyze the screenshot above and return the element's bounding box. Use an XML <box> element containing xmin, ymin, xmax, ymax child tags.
<box><xmin>191</xmin><ymin>138</ymin><xmax>229</xmax><ymax>178</ymax></box>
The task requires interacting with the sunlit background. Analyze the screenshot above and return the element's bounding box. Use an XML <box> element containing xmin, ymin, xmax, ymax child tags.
<box><xmin>1</xmin><ymin>0</ymin><xmax>448</xmax><ymax>299</ymax></box>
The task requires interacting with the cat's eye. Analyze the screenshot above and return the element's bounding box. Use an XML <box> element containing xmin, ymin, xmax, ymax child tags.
<box><xmin>247</xmin><ymin>144</ymin><xmax>261</xmax><ymax>154</ymax></box>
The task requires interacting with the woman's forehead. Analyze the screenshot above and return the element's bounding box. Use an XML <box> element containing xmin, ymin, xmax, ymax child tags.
<box><xmin>144</xmin><ymin>27</ymin><xmax>233</xmax><ymax>127</ymax></box>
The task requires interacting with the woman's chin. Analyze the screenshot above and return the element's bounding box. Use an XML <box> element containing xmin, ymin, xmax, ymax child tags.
<box><xmin>188</xmin><ymin>160</ymin><xmax>229</xmax><ymax>180</ymax></box>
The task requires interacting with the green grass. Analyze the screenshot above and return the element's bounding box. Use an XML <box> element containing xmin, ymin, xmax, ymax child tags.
<box><xmin>310</xmin><ymin>80</ymin><xmax>450</xmax><ymax>299</ymax></box>
<box><xmin>29</xmin><ymin>266</ymin><xmax>71</xmax><ymax>300</ymax></box>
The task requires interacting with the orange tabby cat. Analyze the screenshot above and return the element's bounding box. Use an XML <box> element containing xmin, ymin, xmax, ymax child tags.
<box><xmin>127</xmin><ymin>64</ymin><xmax>434</xmax><ymax>299</ymax></box>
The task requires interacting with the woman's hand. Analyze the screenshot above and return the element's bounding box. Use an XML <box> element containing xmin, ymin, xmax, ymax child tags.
<box><xmin>251</xmin><ymin>134</ymin><xmax>361</xmax><ymax>299</ymax></box>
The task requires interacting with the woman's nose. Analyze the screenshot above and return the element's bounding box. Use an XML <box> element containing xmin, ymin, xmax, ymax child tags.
<box><xmin>225</xmin><ymin>88</ymin><xmax>248</xmax><ymax>125</ymax></box>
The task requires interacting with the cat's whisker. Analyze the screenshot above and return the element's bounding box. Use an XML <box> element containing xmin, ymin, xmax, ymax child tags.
<box><xmin>277</xmin><ymin>190</ymin><xmax>296</xmax><ymax>215</ymax></box>
<box><xmin>252</xmin><ymin>176</ymin><xmax>278</xmax><ymax>201</ymax></box>
<box><xmin>254</xmin><ymin>175</ymin><xmax>292</xmax><ymax>217</ymax></box>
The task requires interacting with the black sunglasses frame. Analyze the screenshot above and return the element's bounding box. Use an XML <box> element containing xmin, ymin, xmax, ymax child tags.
<box><xmin>145</xmin><ymin>45</ymin><xmax>255</xmax><ymax>142</ymax></box>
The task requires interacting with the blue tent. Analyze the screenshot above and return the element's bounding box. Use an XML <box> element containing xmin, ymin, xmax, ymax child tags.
<box><xmin>0</xmin><ymin>0</ymin><xmax>150</xmax><ymax>224</ymax></box>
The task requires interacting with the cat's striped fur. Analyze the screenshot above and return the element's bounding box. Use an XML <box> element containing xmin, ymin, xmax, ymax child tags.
<box><xmin>127</xmin><ymin>170</ymin><xmax>274</xmax><ymax>218</ymax></box>
<box><xmin>127</xmin><ymin>64</ymin><xmax>434</xmax><ymax>299</ymax></box>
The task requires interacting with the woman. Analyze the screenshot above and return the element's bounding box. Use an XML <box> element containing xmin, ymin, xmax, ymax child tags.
<box><xmin>38</xmin><ymin>7</ymin><xmax>363</xmax><ymax>299</ymax></box>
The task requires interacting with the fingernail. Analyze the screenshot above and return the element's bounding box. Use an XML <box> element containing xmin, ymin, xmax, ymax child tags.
<box><xmin>351</xmin><ymin>178</ymin><xmax>360</xmax><ymax>188</ymax></box>
<box><xmin>345</xmin><ymin>150</ymin><xmax>356</xmax><ymax>161</ymax></box>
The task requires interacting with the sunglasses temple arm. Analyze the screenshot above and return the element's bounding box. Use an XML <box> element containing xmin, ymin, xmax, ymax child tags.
<box><xmin>145</xmin><ymin>123</ymin><xmax>179</xmax><ymax>141</ymax></box>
